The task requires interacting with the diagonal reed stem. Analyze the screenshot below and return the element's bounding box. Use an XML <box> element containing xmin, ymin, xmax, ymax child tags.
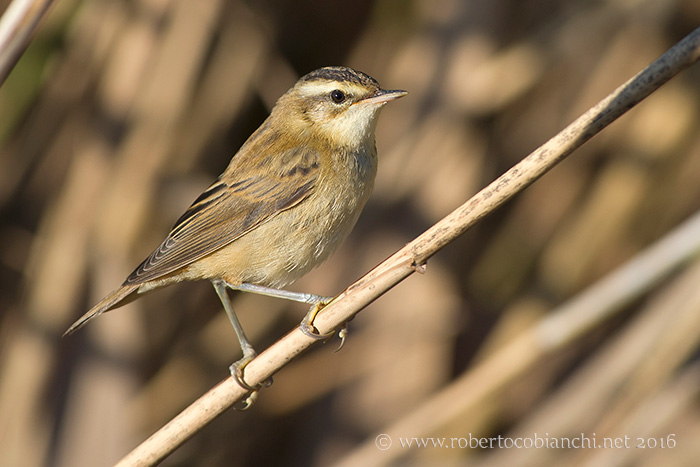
<box><xmin>0</xmin><ymin>0</ymin><xmax>54</xmax><ymax>85</ymax></box>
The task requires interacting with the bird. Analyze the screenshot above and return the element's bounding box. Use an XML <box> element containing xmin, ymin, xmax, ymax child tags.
<box><xmin>64</xmin><ymin>66</ymin><xmax>407</xmax><ymax>388</ymax></box>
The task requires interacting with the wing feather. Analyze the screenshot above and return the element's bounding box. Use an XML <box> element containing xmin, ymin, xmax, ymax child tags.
<box><xmin>125</xmin><ymin>145</ymin><xmax>320</xmax><ymax>284</ymax></box>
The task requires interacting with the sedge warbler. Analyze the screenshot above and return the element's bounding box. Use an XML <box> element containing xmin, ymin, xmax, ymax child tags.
<box><xmin>65</xmin><ymin>66</ymin><xmax>407</xmax><ymax>388</ymax></box>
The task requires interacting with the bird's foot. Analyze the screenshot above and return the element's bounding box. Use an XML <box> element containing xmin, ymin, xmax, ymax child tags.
<box><xmin>299</xmin><ymin>299</ymin><xmax>349</xmax><ymax>351</ymax></box>
<box><xmin>229</xmin><ymin>352</ymin><xmax>273</xmax><ymax>410</ymax></box>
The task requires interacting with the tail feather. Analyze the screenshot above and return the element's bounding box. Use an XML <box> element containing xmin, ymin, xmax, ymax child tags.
<box><xmin>63</xmin><ymin>284</ymin><xmax>139</xmax><ymax>336</ymax></box>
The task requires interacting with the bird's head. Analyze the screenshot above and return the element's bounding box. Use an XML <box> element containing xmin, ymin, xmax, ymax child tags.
<box><xmin>273</xmin><ymin>66</ymin><xmax>407</xmax><ymax>149</ymax></box>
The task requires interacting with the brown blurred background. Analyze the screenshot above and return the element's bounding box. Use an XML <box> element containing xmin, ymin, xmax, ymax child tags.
<box><xmin>2</xmin><ymin>0</ymin><xmax>700</xmax><ymax>466</ymax></box>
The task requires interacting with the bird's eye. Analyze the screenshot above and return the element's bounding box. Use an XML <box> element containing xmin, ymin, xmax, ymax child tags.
<box><xmin>329</xmin><ymin>89</ymin><xmax>346</xmax><ymax>104</ymax></box>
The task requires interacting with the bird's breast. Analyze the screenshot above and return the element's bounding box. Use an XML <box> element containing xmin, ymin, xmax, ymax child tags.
<box><xmin>304</xmin><ymin>142</ymin><xmax>378</xmax><ymax>258</ymax></box>
<box><xmin>197</xmin><ymin>143</ymin><xmax>378</xmax><ymax>288</ymax></box>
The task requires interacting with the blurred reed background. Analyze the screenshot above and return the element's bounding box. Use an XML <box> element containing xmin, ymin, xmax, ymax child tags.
<box><xmin>1</xmin><ymin>0</ymin><xmax>700</xmax><ymax>466</ymax></box>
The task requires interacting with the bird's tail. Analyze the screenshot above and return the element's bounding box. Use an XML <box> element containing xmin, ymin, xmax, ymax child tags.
<box><xmin>63</xmin><ymin>284</ymin><xmax>139</xmax><ymax>336</ymax></box>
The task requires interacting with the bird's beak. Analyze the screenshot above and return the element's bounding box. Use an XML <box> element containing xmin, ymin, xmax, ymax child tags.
<box><xmin>356</xmin><ymin>89</ymin><xmax>408</xmax><ymax>106</ymax></box>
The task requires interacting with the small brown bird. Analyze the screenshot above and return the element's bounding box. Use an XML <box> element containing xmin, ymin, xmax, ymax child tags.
<box><xmin>65</xmin><ymin>66</ymin><xmax>406</xmax><ymax>384</ymax></box>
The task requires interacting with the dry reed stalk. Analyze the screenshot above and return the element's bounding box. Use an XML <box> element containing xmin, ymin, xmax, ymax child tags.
<box><xmin>0</xmin><ymin>0</ymin><xmax>54</xmax><ymax>84</ymax></box>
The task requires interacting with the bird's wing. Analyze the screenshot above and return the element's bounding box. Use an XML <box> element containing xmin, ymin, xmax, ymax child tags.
<box><xmin>124</xmin><ymin>145</ymin><xmax>320</xmax><ymax>284</ymax></box>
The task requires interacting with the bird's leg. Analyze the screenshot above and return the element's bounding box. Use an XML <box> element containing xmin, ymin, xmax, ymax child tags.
<box><xmin>225</xmin><ymin>281</ymin><xmax>331</xmax><ymax>305</ymax></box>
<box><xmin>213</xmin><ymin>280</ymin><xmax>272</xmax><ymax>409</ymax></box>
<box><xmin>223</xmin><ymin>281</ymin><xmax>339</xmax><ymax>341</ymax></box>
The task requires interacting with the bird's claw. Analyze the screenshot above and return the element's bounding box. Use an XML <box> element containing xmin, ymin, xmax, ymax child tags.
<box><xmin>299</xmin><ymin>300</ymin><xmax>334</xmax><ymax>340</ymax></box>
<box><xmin>230</xmin><ymin>356</ymin><xmax>273</xmax><ymax>410</ymax></box>
<box><xmin>299</xmin><ymin>320</ymin><xmax>335</xmax><ymax>340</ymax></box>
<box><xmin>299</xmin><ymin>299</ymin><xmax>350</xmax><ymax>351</ymax></box>
<box><xmin>333</xmin><ymin>324</ymin><xmax>348</xmax><ymax>352</ymax></box>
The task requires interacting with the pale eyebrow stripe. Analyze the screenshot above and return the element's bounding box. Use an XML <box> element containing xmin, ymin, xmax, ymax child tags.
<box><xmin>296</xmin><ymin>81</ymin><xmax>368</xmax><ymax>98</ymax></box>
